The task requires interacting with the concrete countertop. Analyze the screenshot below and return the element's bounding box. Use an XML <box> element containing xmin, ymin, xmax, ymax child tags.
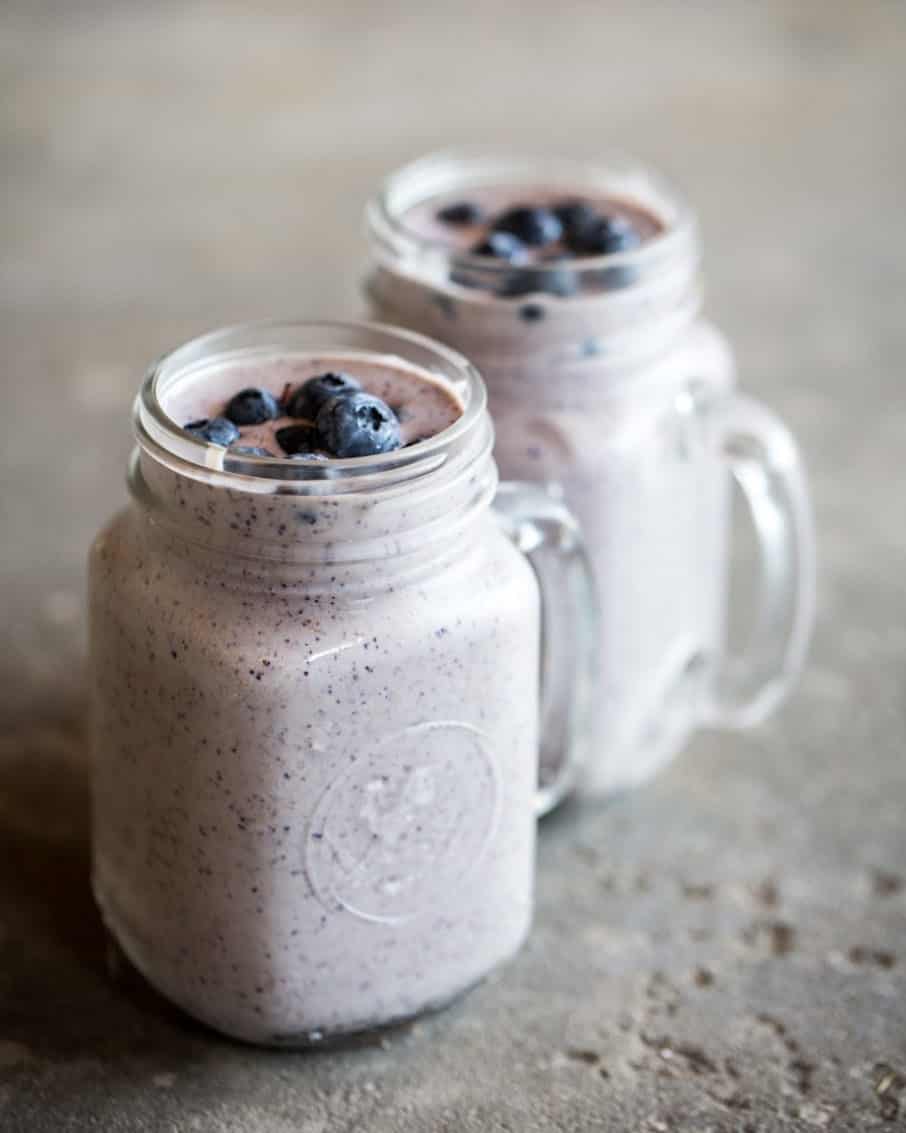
<box><xmin>2</xmin><ymin>2</ymin><xmax>904</xmax><ymax>1129</ymax></box>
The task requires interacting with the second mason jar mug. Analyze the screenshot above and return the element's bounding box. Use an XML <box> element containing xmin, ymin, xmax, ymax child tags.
<box><xmin>365</xmin><ymin>149</ymin><xmax>817</xmax><ymax>795</ymax></box>
<box><xmin>88</xmin><ymin>320</ymin><xmax>596</xmax><ymax>1044</ymax></box>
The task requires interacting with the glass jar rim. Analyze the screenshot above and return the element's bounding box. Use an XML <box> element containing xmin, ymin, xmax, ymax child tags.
<box><xmin>365</xmin><ymin>146</ymin><xmax>698</xmax><ymax>283</ymax></box>
<box><xmin>135</xmin><ymin>318</ymin><xmax>489</xmax><ymax>492</ymax></box>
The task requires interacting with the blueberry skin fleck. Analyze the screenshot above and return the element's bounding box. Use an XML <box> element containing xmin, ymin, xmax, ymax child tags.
<box><xmin>432</xmin><ymin>292</ymin><xmax>457</xmax><ymax>319</ymax></box>
<box><xmin>275</xmin><ymin>424</ymin><xmax>321</xmax><ymax>455</ymax></box>
<box><xmin>286</xmin><ymin>373</ymin><xmax>363</xmax><ymax>419</ymax></box>
<box><xmin>492</xmin><ymin>205</ymin><xmax>562</xmax><ymax>247</ymax></box>
<box><xmin>224</xmin><ymin>387</ymin><xmax>280</xmax><ymax>426</ymax></box>
<box><xmin>436</xmin><ymin>200</ymin><xmax>483</xmax><ymax>225</ymax></box>
<box><xmin>316</xmin><ymin>392</ymin><xmax>402</xmax><ymax>458</ymax></box>
<box><xmin>229</xmin><ymin>444</ymin><xmax>275</xmax><ymax>457</ymax></box>
<box><xmin>471</xmin><ymin>231</ymin><xmax>529</xmax><ymax>264</ymax></box>
<box><xmin>567</xmin><ymin>213</ymin><xmax>641</xmax><ymax>256</ymax></box>
<box><xmin>519</xmin><ymin>303</ymin><xmax>545</xmax><ymax>323</ymax></box>
<box><xmin>499</xmin><ymin>265</ymin><xmax>578</xmax><ymax>299</ymax></box>
<box><xmin>184</xmin><ymin>417</ymin><xmax>241</xmax><ymax>446</ymax></box>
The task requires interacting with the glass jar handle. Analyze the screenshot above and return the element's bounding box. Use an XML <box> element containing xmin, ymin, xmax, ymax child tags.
<box><xmin>698</xmin><ymin>392</ymin><xmax>816</xmax><ymax>727</ymax></box>
<box><xmin>493</xmin><ymin>482</ymin><xmax>599</xmax><ymax>815</ymax></box>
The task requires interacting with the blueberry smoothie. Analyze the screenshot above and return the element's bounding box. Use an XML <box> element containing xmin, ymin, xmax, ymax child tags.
<box><xmin>90</xmin><ymin>322</ymin><xmax>541</xmax><ymax>1044</ymax></box>
<box><xmin>366</xmin><ymin>152</ymin><xmax>813</xmax><ymax>795</ymax></box>
<box><xmin>168</xmin><ymin>351</ymin><xmax>463</xmax><ymax>460</ymax></box>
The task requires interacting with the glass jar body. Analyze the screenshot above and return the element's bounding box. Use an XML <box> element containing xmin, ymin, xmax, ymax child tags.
<box><xmin>484</xmin><ymin>321</ymin><xmax>736</xmax><ymax>793</ymax></box>
<box><xmin>370</xmin><ymin>264</ymin><xmax>735</xmax><ymax>791</ymax></box>
<box><xmin>90</xmin><ymin>463</ymin><xmax>539</xmax><ymax>1045</ymax></box>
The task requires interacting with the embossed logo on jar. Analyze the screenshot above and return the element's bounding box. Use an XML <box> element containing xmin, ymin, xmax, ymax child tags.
<box><xmin>305</xmin><ymin>722</ymin><xmax>500</xmax><ymax>923</ymax></box>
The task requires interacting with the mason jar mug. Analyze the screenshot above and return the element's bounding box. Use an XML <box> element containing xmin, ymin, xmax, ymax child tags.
<box><xmin>88</xmin><ymin>320</ymin><xmax>596</xmax><ymax>1044</ymax></box>
<box><xmin>366</xmin><ymin>150</ymin><xmax>816</xmax><ymax>795</ymax></box>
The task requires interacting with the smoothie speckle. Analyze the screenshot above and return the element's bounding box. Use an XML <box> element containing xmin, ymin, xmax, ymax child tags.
<box><xmin>519</xmin><ymin>303</ymin><xmax>545</xmax><ymax>323</ymax></box>
<box><xmin>432</xmin><ymin>292</ymin><xmax>457</xmax><ymax>320</ymax></box>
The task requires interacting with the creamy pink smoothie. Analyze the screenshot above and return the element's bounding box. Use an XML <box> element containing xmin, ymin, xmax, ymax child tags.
<box><xmin>366</xmin><ymin>155</ymin><xmax>736</xmax><ymax>795</ymax></box>
<box><xmin>90</xmin><ymin>327</ymin><xmax>540</xmax><ymax>1044</ymax></box>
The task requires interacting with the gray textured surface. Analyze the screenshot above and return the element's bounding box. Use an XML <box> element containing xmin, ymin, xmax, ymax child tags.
<box><xmin>2</xmin><ymin>2</ymin><xmax>905</xmax><ymax>1129</ymax></box>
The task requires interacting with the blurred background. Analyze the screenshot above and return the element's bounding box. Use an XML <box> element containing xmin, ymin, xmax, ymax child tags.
<box><xmin>2</xmin><ymin>2</ymin><xmax>904</xmax><ymax>1129</ymax></box>
<box><xmin>3</xmin><ymin>0</ymin><xmax>903</xmax><ymax>724</ymax></box>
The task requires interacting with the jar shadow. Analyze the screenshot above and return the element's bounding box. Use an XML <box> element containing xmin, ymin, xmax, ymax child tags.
<box><xmin>0</xmin><ymin>706</ymin><xmax>101</xmax><ymax>972</ymax></box>
<box><xmin>0</xmin><ymin>701</ymin><xmax>199</xmax><ymax>1056</ymax></box>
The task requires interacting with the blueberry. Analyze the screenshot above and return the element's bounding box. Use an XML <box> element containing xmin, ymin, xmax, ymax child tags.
<box><xmin>568</xmin><ymin>213</ymin><xmax>641</xmax><ymax>256</ymax></box>
<box><xmin>492</xmin><ymin>206</ymin><xmax>562</xmax><ymax>247</ymax></box>
<box><xmin>498</xmin><ymin>265</ymin><xmax>578</xmax><ymax>299</ymax></box>
<box><xmin>184</xmin><ymin>417</ymin><xmax>240</xmax><ymax>446</ymax></box>
<box><xmin>436</xmin><ymin>200</ymin><xmax>483</xmax><ymax>225</ymax></box>
<box><xmin>224</xmin><ymin>387</ymin><xmax>280</xmax><ymax>425</ymax></box>
<box><xmin>228</xmin><ymin>444</ymin><xmax>274</xmax><ymax>457</ymax></box>
<box><xmin>275</xmin><ymin>424</ymin><xmax>321</xmax><ymax>456</ymax></box>
<box><xmin>471</xmin><ymin>231</ymin><xmax>529</xmax><ymax>263</ymax></box>
<box><xmin>286</xmin><ymin>372</ymin><xmax>362</xmax><ymax>419</ymax></box>
<box><xmin>553</xmin><ymin>200</ymin><xmax>599</xmax><ymax>243</ymax></box>
<box><xmin>593</xmin><ymin>264</ymin><xmax>639</xmax><ymax>290</ymax></box>
<box><xmin>316</xmin><ymin>392</ymin><xmax>402</xmax><ymax>458</ymax></box>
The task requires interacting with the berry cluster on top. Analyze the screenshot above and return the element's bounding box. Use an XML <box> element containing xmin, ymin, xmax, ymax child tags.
<box><xmin>183</xmin><ymin>372</ymin><xmax>402</xmax><ymax>460</ymax></box>
<box><xmin>437</xmin><ymin>198</ymin><xmax>643</xmax><ymax>298</ymax></box>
